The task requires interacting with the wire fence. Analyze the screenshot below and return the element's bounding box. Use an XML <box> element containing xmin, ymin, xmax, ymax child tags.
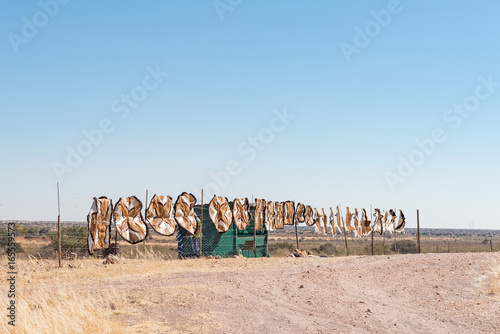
<box><xmin>1</xmin><ymin>221</ymin><xmax>499</xmax><ymax>261</ymax></box>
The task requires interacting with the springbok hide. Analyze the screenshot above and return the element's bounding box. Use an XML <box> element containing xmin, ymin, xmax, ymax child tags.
<box><xmin>87</xmin><ymin>196</ymin><xmax>112</xmax><ymax>254</ymax></box>
<box><xmin>321</xmin><ymin>208</ymin><xmax>328</xmax><ymax>235</ymax></box>
<box><xmin>336</xmin><ymin>206</ymin><xmax>343</xmax><ymax>233</ymax></box>
<box><xmin>284</xmin><ymin>201</ymin><xmax>295</xmax><ymax>225</ymax></box>
<box><xmin>113</xmin><ymin>196</ymin><xmax>148</xmax><ymax>244</ymax></box>
<box><xmin>385</xmin><ymin>209</ymin><xmax>396</xmax><ymax>234</ymax></box>
<box><xmin>209</xmin><ymin>195</ymin><xmax>233</xmax><ymax>233</ymax></box>
<box><xmin>329</xmin><ymin>208</ymin><xmax>337</xmax><ymax>235</ymax></box>
<box><xmin>254</xmin><ymin>199</ymin><xmax>266</xmax><ymax>232</ymax></box>
<box><xmin>313</xmin><ymin>208</ymin><xmax>322</xmax><ymax>234</ymax></box>
<box><xmin>274</xmin><ymin>202</ymin><xmax>285</xmax><ymax>229</ymax></box>
<box><xmin>296</xmin><ymin>203</ymin><xmax>306</xmax><ymax>223</ymax></box>
<box><xmin>174</xmin><ymin>192</ymin><xmax>198</xmax><ymax>236</ymax></box>
<box><xmin>146</xmin><ymin>195</ymin><xmax>177</xmax><ymax>236</ymax></box>
<box><xmin>233</xmin><ymin>198</ymin><xmax>251</xmax><ymax>231</ymax></box>
<box><xmin>395</xmin><ymin>209</ymin><xmax>406</xmax><ymax>234</ymax></box>
<box><xmin>353</xmin><ymin>208</ymin><xmax>360</xmax><ymax>237</ymax></box>
<box><xmin>360</xmin><ymin>208</ymin><xmax>372</xmax><ymax>236</ymax></box>
<box><xmin>373</xmin><ymin>209</ymin><xmax>383</xmax><ymax>235</ymax></box>
<box><xmin>265</xmin><ymin>201</ymin><xmax>276</xmax><ymax>231</ymax></box>
<box><xmin>304</xmin><ymin>205</ymin><xmax>315</xmax><ymax>226</ymax></box>
<box><xmin>345</xmin><ymin>207</ymin><xmax>355</xmax><ymax>232</ymax></box>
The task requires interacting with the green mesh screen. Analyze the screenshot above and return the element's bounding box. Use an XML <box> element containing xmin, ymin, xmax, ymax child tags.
<box><xmin>177</xmin><ymin>203</ymin><xmax>270</xmax><ymax>258</ymax></box>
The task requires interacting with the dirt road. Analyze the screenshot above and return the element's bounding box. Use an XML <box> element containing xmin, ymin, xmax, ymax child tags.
<box><xmin>98</xmin><ymin>252</ymin><xmax>499</xmax><ymax>333</ymax></box>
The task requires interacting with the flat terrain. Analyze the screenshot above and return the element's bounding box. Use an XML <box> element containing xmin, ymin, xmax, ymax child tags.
<box><xmin>2</xmin><ymin>252</ymin><xmax>499</xmax><ymax>333</ymax></box>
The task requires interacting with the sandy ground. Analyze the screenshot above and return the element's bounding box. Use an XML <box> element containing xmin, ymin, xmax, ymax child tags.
<box><xmin>9</xmin><ymin>252</ymin><xmax>499</xmax><ymax>333</ymax></box>
<box><xmin>90</xmin><ymin>252</ymin><xmax>499</xmax><ymax>333</ymax></box>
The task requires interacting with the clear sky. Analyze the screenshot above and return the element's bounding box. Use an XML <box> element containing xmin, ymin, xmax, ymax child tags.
<box><xmin>1</xmin><ymin>0</ymin><xmax>499</xmax><ymax>229</ymax></box>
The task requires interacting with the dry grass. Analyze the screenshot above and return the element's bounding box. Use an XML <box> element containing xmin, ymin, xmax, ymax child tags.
<box><xmin>0</xmin><ymin>253</ymin><xmax>264</xmax><ymax>334</ymax></box>
<box><xmin>485</xmin><ymin>253</ymin><xmax>500</xmax><ymax>295</ymax></box>
<box><xmin>0</xmin><ymin>258</ymin><xmax>128</xmax><ymax>333</ymax></box>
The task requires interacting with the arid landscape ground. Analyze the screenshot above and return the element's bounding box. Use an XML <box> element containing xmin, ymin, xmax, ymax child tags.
<box><xmin>1</xmin><ymin>252</ymin><xmax>499</xmax><ymax>333</ymax></box>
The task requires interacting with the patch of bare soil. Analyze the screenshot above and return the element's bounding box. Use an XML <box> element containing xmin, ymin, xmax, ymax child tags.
<box><xmin>98</xmin><ymin>253</ymin><xmax>499</xmax><ymax>333</ymax></box>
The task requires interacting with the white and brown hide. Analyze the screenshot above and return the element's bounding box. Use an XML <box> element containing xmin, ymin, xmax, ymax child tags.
<box><xmin>372</xmin><ymin>208</ymin><xmax>383</xmax><ymax>235</ymax></box>
<box><xmin>113</xmin><ymin>196</ymin><xmax>148</xmax><ymax>244</ymax></box>
<box><xmin>329</xmin><ymin>208</ymin><xmax>337</xmax><ymax>235</ymax></box>
<box><xmin>313</xmin><ymin>208</ymin><xmax>322</xmax><ymax>234</ymax></box>
<box><xmin>146</xmin><ymin>195</ymin><xmax>177</xmax><ymax>236</ymax></box>
<box><xmin>360</xmin><ymin>208</ymin><xmax>372</xmax><ymax>236</ymax></box>
<box><xmin>233</xmin><ymin>198</ymin><xmax>251</xmax><ymax>231</ymax></box>
<box><xmin>304</xmin><ymin>205</ymin><xmax>315</xmax><ymax>226</ymax></box>
<box><xmin>345</xmin><ymin>207</ymin><xmax>355</xmax><ymax>232</ymax></box>
<box><xmin>380</xmin><ymin>210</ymin><xmax>391</xmax><ymax>234</ymax></box>
<box><xmin>87</xmin><ymin>196</ymin><xmax>112</xmax><ymax>254</ymax></box>
<box><xmin>209</xmin><ymin>195</ymin><xmax>233</xmax><ymax>233</ymax></box>
<box><xmin>284</xmin><ymin>201</ymin><xmax>295</xmax><ymax>225</ymax></box>
<box><xmin>321</xmin><ymin>208</ymin><xmax>328</xmax><ymax>235</ymax></box>
<box><xmin>254</xmin><ymin>199</ymin><xmax>266</xmax><ymax>232</ymax></box>
<box><xmin>353</xmin><ymin>208</ymin><xmax>360</xmax><ymax>237</ymax></box>
<box><xmin>395</xmin><ymin>209</ymin><xmax>406</xmax><ymax>234</ymax></box>
<box><xmin>296</xmin><ymin>203</ymin><xmax>306</xmax><ymax>224</ymax></box>
<box><xmin>265</xmin><ymin>201</ymin><xmax>276</xmax><ymax>231</ymax></box>
<box><xmin>174</xmin><ymin>192</ymin><xmax>198</xmax><ymax>236</ymax></box>
<box><xmin>274</xmin><ymin>202</ymin><xmax>285</xmax><ymax>229</ymax></box>
<box><xmin>385</xmin><ymin>209</ymin><xmax>397</xmax><ymax>234</ymax></box>
<box><xmin>336</xmin><ymin>206</ymin><xmax>343</xmax><ymax>233</ymax></box>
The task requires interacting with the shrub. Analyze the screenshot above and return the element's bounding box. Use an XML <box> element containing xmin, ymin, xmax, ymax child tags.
<box><xmin>268</xmin><ymin>242</ymin><xmax>295</xmax><ymax>253</ymax></box>
<box><xmin>0</xmin><ymin>228</ymin><xmax>24</xmax><ymax>254</ymax></box>
<box><xmin>368</xmin><ymin>242</ymin><xmax>392</xmax><ymax>255</ymax></box>
<box><xmin>48</xmin><ymin>226</ymin><xmax>88</xmax><ymax>256</ymax></box>
<box><xmin>319</xmin><ymin>243</ymin><xmax>336</xmax><ymax>255</ymax></box>
<box><xmin>392</xmin><ymin>240</ymin><xmax>418</xmax><ymax>254</ymax></box>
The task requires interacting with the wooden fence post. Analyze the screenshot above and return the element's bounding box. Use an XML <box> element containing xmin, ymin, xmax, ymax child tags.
<box><xmin>57</xmin><ymin>183</ymin><xmax>61</xmax><ymax>268</ymax></box>
<box><xmin>417</xmin><ymin>209</ymin><xmax>421</xmax><ymax>254</ymax></box>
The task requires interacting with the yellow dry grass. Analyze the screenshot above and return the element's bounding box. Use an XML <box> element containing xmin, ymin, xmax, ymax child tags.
<box><xmin>0</xmin><ymin>251</ymin><xmax>281</xmax><ymax>334</ymax></box>
<box><xmin>0</xmin><ymin>256</ymin><xmax>129</xmax><ymax>334</ymax></box>
<box><xmin>486</xmin><ymin>253</ymin><xmax>500</xmax><ymax>295</ymax></box>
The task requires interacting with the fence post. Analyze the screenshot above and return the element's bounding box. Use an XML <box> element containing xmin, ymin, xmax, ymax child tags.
<box><xmin>417</xmin><ymin>209</ymin><xmax>421</xmax><ymax>254</ymax></box>
<box><xmin>200</xmin><ymin>189</ymin><xmax>204</xmax><ymax>258</ymax></box>
<box><xmin>339</xmin><ymin>205</ymin><xmax>349</xmax><ymax>256</ymax></box>
<box><xmin>370</xmin><ymin>205</ymin><xmax>374</xmax><ymax>256</ymax></box>
<box><xmin>57</xmin><ymin>183</ymin><xmax>61</xmax><ymax>268</ymax></box>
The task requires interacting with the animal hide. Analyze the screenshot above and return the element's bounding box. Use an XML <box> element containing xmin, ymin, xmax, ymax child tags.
<box><xmin>87</xmin><ymin>196</ymin><xmax>112</xmax><ymax>254</ymax></box>
<box><xmin>353</xmin><ymin>208</ymin><xmax>360</xmax><ymax>237</ymax></box>
<box><xmin>329</xmin><ymin>208</ymin><xmax>337</xmax><ymax>236</ymax></box>
<box><xmin>296</xmin><ymin>203</ymin><xmax>306</xmax><ymax>223</ymax></box>
<box><xmin>313</xmin><ymin>208</ymin><xmax>322</xmax><ymax>234</ymax></box>
<box><xmin>254</xmin><ymin>199</ymin><xmax>266</xmax><ymax>232</ymax></box>
<box><xmin>345</xmin><ymin>207</ymin><xmax>355</xmax><ymax>232</ymax></box>
<box><xmin>174</xmin><ymin>192</ymin><xmax>198</xmax><ymax>236</ymax></box>
<box><xmin>373</xmin><ymin>208</ymin><xmax>383</xmax><ymax>235</ymax></box>
<box><xmin>233</xmin><ymin>198</ymin><xmax>251</xmax><ymax>231</ymax></box>
<box><xmin>360</xmin><ymin>208</ymin><xmax>372</xmax><ymax>236</ymax></box>
<box><xmin>321</xmin><ymin>208</ymin><xmax>328</xmax><ymax>235</ymax></box>
<box><xmin>274</xmin><ymin>202</ymin><xmax>285</xmax><ymax>229</ymax></box>
<box><xmin>113</xmin><ymin>196</ymin><xmax>148</xmax><ymax>244</ymax></box>
<box><xmin>336</xmin><ymin>206</ymin><xmax>343</xmax><ymax>233</ymax></box>
<box><xmin>395</xmin><ymin>209</ymin><xmax>406</xmax><ymax>234</ymax></box>
<box><xmin>380</xmin><ymin>210</ymin><xmax>391</xmax><ymax>234</ymax></box>
<box><xmin>209</xmin><ymin>195</ymin><xmax>233</xmax><ymax>233</ymax></box>
<box><xmin>385</xmin><ymin>209</ymin><xmax>397</xmax><ymax>234</ymax></box>
<box><xmin>146</xmin><ymin>195</ymin><xmax>177</xmax><ymax>236</ymax></box>
<box><xmin>284</xmin><ymin>201</ymin><xmax>295</xmax><ymax>225</ymax></box>
<box><xmin>265</xmin><ymin>201</ymin><xmax>276</xmax><ymax>231</ymax></box>
<box><xmin>304</xmin><ymin>205</ymin><xmax>315</xmax><ymax>226</ymax></box>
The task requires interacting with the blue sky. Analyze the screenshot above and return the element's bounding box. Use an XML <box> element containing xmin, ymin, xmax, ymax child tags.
<box><xmin>0</xmin><ymin>0</ymin><xmax>499</xmax><ymax>229</ymax></box>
